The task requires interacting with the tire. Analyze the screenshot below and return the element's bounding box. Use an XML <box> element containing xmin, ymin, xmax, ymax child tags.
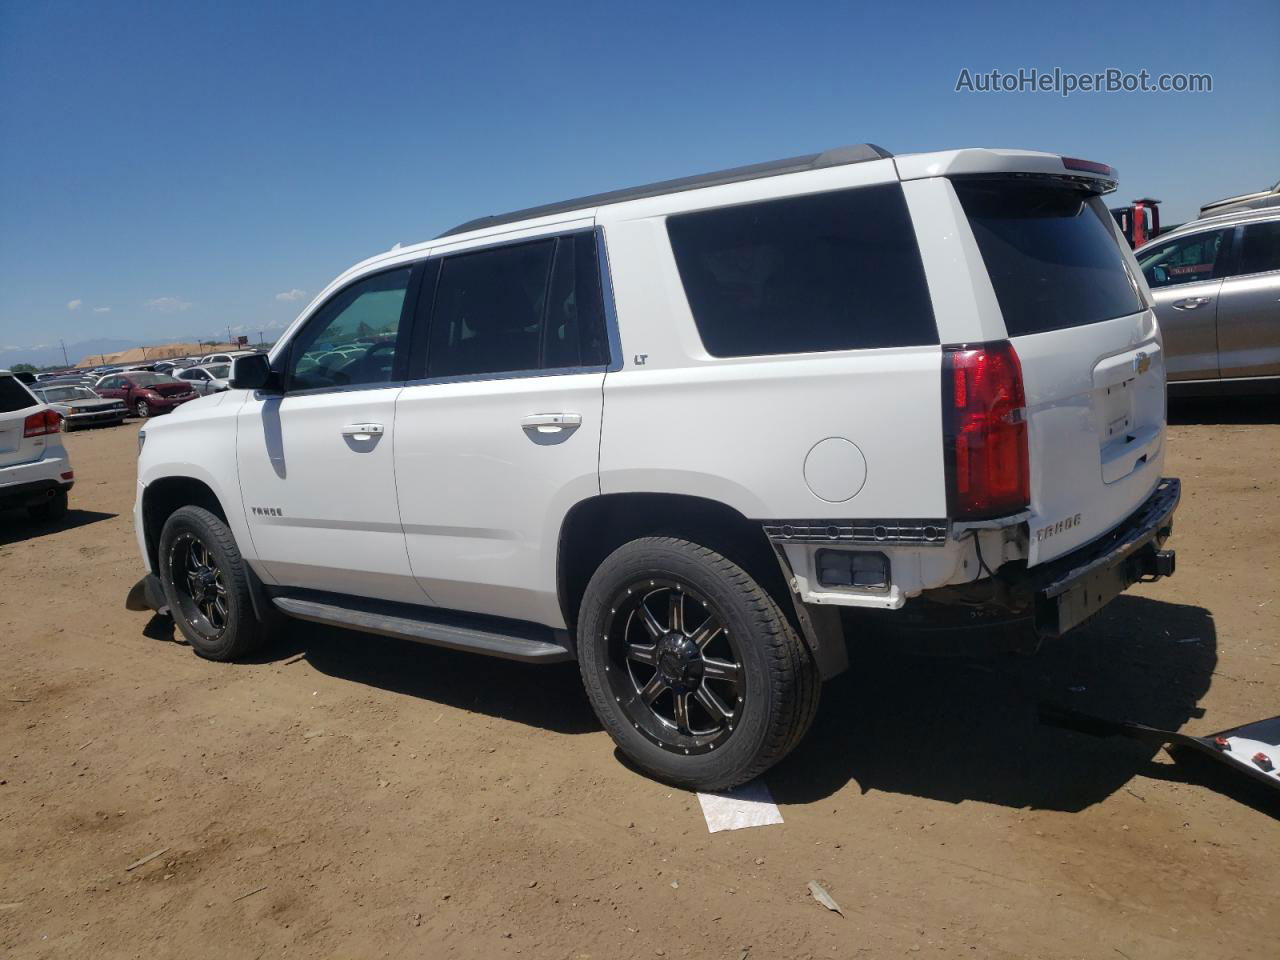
<box><xmin>134</xmin><ymin>399</ymin><xmax>150</xmax><ymax>418</ymax></box>
<box><xmin>27</xmin><ymin>489</ymin><xmax>68</xmax><ymax>522</ymax></box>
<box><xmin>578</xmin><ymin>537</ymin><xmax>820</xmax><ymax>791</ymax></box>
<box><xmin>157</xmin><ymin>505</ymin><xmax>266</xmax><ymax>661</ymax></box>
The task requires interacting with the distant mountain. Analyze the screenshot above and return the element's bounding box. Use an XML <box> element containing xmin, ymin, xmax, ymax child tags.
<box><xmin>0</xmin><ymin>338</ymin><xmax>141</xmax><ymax>369</ymax></box>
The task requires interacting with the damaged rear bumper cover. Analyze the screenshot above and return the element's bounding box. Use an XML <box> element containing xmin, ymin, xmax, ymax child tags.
<box><xmin>1030</xmin><ymin>477</ymin><xmax>1180</xmax><ymax>637</ymax></box>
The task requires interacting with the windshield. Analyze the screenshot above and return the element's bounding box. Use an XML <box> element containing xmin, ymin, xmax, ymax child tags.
<box><xmin>205</xmin><ymin>364</ymin><xmax>230</xmax><ymax>378</ymax></box>
<box><xmin>37</xmin><ymin>386</ymin><xmax>97</xmax><ymax>402</ymax></box>
<box><xmin>954</xmin><ymin>180</ymin><xmax>1144</xmax><ymax>336</ymax></box>
<box><xmin>129</xmin><ymin>373</ymin><xmax>179</xmax><ymax>386</ymax></box>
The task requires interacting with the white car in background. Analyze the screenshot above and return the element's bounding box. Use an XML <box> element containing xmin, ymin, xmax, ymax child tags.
<box><xmin>0</xmin><ymin>370</ymin><xmax>74</xmax><ymax>521</ymax></box>
<box><xmin>174</xmin><ymin>363</ymin><xmax>233</xmax><ymax>396</ymax></box>
<box><xmin>199</xmin><ymin>350</ymin><xmax>257</xmax><ymax>365</ymax></box>
<box><xmin>32</xmin><ymin>383</ymin><xmax>129</xmax><ymax>430</ymax></box>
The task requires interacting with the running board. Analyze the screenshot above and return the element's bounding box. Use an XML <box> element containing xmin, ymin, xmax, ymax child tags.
<box><xmin>271</xmin><ymin>594</ymin><xmax>574</xmax><ymax>663</ymax></box>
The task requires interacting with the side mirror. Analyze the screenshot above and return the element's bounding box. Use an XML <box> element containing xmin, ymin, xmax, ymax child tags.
<box><xmin>230</xmin><ymin>354</ymin><xmax>282</xmax><ymax>393</ymax></box>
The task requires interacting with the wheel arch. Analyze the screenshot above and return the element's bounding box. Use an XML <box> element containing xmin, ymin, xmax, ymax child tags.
<box><xmin>140</xmin><ymin>476</ymin><xmax>229</xmax><ymax>573</ymax></box>
<box><xmin>556</xmin><ymin>492</ymin><xmax>792</xmax><ymax>635</ymax></box>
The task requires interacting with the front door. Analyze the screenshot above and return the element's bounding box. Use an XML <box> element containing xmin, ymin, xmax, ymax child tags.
<box><xmin>394</xmin><ymin>230</ymin><xmax>610</xmax><ymax>627</ymax></box>
<box><xmin>236</xmin><ymin>264</ymin><xmax>428</xmax><ymax>604</ymax></box>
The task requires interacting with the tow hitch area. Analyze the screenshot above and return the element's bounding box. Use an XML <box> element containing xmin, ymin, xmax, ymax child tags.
<box><xmin>1042</xmin><ymin>704</ymin><xmax>1280</xmax><ymax>802</ymax></box>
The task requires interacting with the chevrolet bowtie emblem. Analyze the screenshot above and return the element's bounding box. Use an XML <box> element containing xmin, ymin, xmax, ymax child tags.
<box><xmin>1134</xmin><ymin>351</ymin><xmax>1152</xmax><ymax>375</ymax></box>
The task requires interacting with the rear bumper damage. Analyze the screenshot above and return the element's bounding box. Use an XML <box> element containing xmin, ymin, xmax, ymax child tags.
<box><xmin>908</xmin><ymin>477</ymin><xmax>1180</xmax><ymax>640</ymax></box>
<box><xmin>1030</xmin><ymin>477</ymin><xmax>1180</xmax><ymax>637</ymax></box>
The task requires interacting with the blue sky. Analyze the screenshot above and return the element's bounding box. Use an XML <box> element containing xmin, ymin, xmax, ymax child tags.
<box><xmin>1</xmin><ymin>0</ymin><xmax>1276</xmax><ymax>363</ymax></box>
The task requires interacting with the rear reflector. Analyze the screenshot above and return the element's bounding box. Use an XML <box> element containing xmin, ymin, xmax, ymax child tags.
<box><xmin>942</xmin><ymin>341</ymin><xmax>1030</xmax><ymax>520</ymax></box>
<box><xmin>23</xmin><ymin>409</ymin><xmax>62</xmax><ymax>438</ymax></box>
<box><xmin>1062</xmin><ymin>156</ymin><xmax>1113</xmax><ymax>177</ymax></box>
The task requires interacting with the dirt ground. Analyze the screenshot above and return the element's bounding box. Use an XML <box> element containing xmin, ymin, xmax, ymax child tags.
<box><xmin>1</xmin><ymin>400</ymin><xmax>1277</xmax><ymax>959</ymax></box>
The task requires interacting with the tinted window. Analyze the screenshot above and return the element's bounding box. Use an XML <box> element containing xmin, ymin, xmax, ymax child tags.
<box><xmin>956</xmin><ymin>181</ymin><xmax>1143</xmax><ymax>335</ymax></box>
<box><xmin>0</xmin><ymin>375</ymin><xmax>37</xmax><ymax>413</ymax></box>
<box><xmin>1236</xmin><ymin>220</ymin><xmax>1280</xmax><ymax>276</ymax></box>
<box><xmin>666</xmin><ymin>184</ymin><xmax>937</xmax><ymax>357</ymax></box>
<box><xmin>1138</xmin><ymin>229</ymin><xmax>1230</xmax><ymax>288</ymax></box>
<box><xmin>544</xmin><ymin>232</ymin><xmax>610</xmax><ymax>369</ymax></box>
<box><xmin>288</xmin><ymin>267</ymin><xmax>411</xmax><ymax>391</ymax></box>
<box><xmin>426</xmin><ymin>239</ymin><xmax>555</xmax><ymax>378</ymax></box>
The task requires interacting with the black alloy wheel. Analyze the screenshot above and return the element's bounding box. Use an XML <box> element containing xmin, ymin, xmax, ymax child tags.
<box><xmin>603</xmin><ymin>578</ymin><xmax>745</xmax><ymax>755</ymax></box>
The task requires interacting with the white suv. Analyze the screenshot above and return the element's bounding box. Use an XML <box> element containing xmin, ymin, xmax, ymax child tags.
<box><xmin>127</xmin><ymin>145</ymin><xmax>1179</xmax><ymax>789</ymax></box>
<box><xmin>0</xmin><ymin>371</ymin><xmax>74</xmax><ymax>520</ymax></box>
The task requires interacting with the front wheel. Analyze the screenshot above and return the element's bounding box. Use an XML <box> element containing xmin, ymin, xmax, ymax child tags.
<box><xmin>134</xmin><ymin>399</ymin><xmax>151</xmax><ymax>418</ymax></box>
<box><xmin>157</xmin><ymin>505</ymin><xmax>266</xmax><ymax>661</ymax></box>
<box><xmin>577</xmin><ymin>537</ymin><xmax>820</xmax><ymax>791</ymax></box>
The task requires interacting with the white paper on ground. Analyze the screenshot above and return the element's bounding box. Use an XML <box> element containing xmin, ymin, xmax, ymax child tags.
<box><xmin>697</xmin><ymin>780</ymin><xmax>784</xmax><ymax>833</ymax></box>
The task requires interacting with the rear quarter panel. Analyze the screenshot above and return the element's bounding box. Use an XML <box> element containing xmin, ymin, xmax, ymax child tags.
<box><xmin>596</xmin><ymin>166</ymin><xmax>948</xmax><ymax>520</ymax></box>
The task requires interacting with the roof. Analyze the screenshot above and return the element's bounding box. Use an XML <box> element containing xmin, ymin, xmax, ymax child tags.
<box><xmin>436</xmin><ymin>143</ymin><xmax>894</xmax><ymax>238</ymax></box>
<box><xmin>1150</xmin><ymin>204</ymin><xmax>1280</xmax><ymax>243</ymax></box>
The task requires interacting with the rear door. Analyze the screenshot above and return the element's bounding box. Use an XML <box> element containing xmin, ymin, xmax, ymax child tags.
<box><xmin>1215</xmin><ymin>219</ymin><xmax>1280</xmax><ymax>379</ymax></box>
<box><xmin>1136</xmin><ymin>228</ymin><xmax>1233</xmax><ymax>381</ymax></box>
<box><xmin>954</xmin><ymin>179</ymin><xmax>1165</xmax><ymax>565</ymax></box>
<box><xmin>0</xmin><ymin>374</ymin><xmax>43</xmax><ymax>468</ymax></box>
<box><xmin>393</xmin><ymin>230</ymin><xmax>609</xmax><ymax>628</ymax></box>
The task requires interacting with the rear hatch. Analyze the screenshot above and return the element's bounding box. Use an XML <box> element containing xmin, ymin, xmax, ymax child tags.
<box><xmin>954</xmin><ymin>178</ymin><xmax>1165</xmax><ymax>566</ymax></box>
<box><xmin>0</xmin><ymin>374</ymin><xmax>45</xmax><ymax>468</ymax></box>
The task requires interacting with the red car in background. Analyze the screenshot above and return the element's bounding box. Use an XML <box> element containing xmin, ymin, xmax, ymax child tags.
<box><xmin>94</xmin><ymin>372</ymin><xmax>199</xmax><ymax>418</ymax></box>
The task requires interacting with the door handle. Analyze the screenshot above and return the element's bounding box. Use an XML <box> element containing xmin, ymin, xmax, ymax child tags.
<box><xmin>520</xmin><ymin>413</ymin><xmax>582</xmax><ymax>431</ymax></box>
<box><xmin>1171</xmin><ymin>297</ymin><xmax>1211</xmax><ymax>310</ymax></box>
<box><xmin>341</xmin><ymin>422</ymin><xmax>384</xmax><ymax>440</ymax></box>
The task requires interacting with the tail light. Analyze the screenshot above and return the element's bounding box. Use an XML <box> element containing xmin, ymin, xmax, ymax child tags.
<box><xmin>942</xmin><ymin>341</ymin><xmax>1030</xmax><ymax>520</ymax></box>
<box><xmin>23</xmin><ymin>409</ymin><xmax>63</xmax><ymax>438</ymax></box>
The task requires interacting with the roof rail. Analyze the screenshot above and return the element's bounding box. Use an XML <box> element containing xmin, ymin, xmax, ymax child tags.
<box><xmin>436</xmin><ymin>143</ymin><xmax>893</xmax><ymax>239</ymax></box>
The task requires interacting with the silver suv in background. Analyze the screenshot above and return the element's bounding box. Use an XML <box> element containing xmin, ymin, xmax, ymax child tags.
<box><xmin>1137</xmin><ymin>207</ymin><xmax>1280</xmax><ymax>393</ymax></box>
<box><xmin>0</xmin><ymin>371</ymin><xmax>74</xmax><ymax>520</ymax></box>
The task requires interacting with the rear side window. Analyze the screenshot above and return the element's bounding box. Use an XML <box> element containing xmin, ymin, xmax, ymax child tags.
<box><xmin>0</xmin><ymin>375</ymin><xmax>37</xmax><ymax>412</ymax></box>
<box><xmin>667</xmin><ymin>184</ymin><xmax>937</xmax><ymax>357</ymax></box>
<box><xmin>421</xmin><ymin>231</ymin><xmax>610</xmax><ymax>379</ymax></box>
<box><xmin>956</xmin><ymin>180</ymin><xmax>1144</xmax><ymax>335</ymax></box>
<box><xmin>1237</xmin><ymin>220</ymin><xmax>1280</xmax><ymax>276</ymax></box>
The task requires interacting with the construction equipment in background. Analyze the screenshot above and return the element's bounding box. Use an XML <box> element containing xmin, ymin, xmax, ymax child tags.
<box><xmin>1111</xmin><ymin>197</ymin><xmax>1163</xmax><ymax>248</ymax></box>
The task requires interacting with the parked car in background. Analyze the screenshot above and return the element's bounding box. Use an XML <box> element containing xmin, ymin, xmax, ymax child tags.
<box><xmin>0</xmin><ymin>370</ymin><xmax>73</xmax><ymax>520</ymax></box>
<box><xmin>174</xmin><ymin>363</ymin><xmax>231</xmax><ymax>396</ymax></box>
<box><xmin>32</xmin><ymin>384</ymin><xmax>128</xmax><ymax>430</ymax></box>
<box><xmin>1137</xmin><ymin>206</ymin><xmax>1280</xmax><ymax>392</ymax></box>
<box><xmin>199</xmin><ymin>350</ymin><xmax>256</xmax><ymax>365</ymax></box>
<box><xmin>94</xmin><ymin>371</ymin><xmax>198</xmax><ymax>418</ymax></box>
<box><xmin>1199</xmin><ymin>178</ymin><xmax>1280</xmax><ymax>217</ymax></box>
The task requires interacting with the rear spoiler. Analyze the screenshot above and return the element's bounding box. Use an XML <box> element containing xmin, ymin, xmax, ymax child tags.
<box><xmin>895</xmin><ymin>148</ymin><xmax>1117</xmax><ymax>194</ymax></box>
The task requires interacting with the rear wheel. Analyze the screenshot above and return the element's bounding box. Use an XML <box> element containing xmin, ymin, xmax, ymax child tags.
<box><xmin>157</xmin><ymin>505</ymin><xmax>265</xmax><ymax>661</ymax></box>
<box><xmin>578</xmin><ymin>537</ymin><xmax>820</xmax><ymax>791</ymax></box>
